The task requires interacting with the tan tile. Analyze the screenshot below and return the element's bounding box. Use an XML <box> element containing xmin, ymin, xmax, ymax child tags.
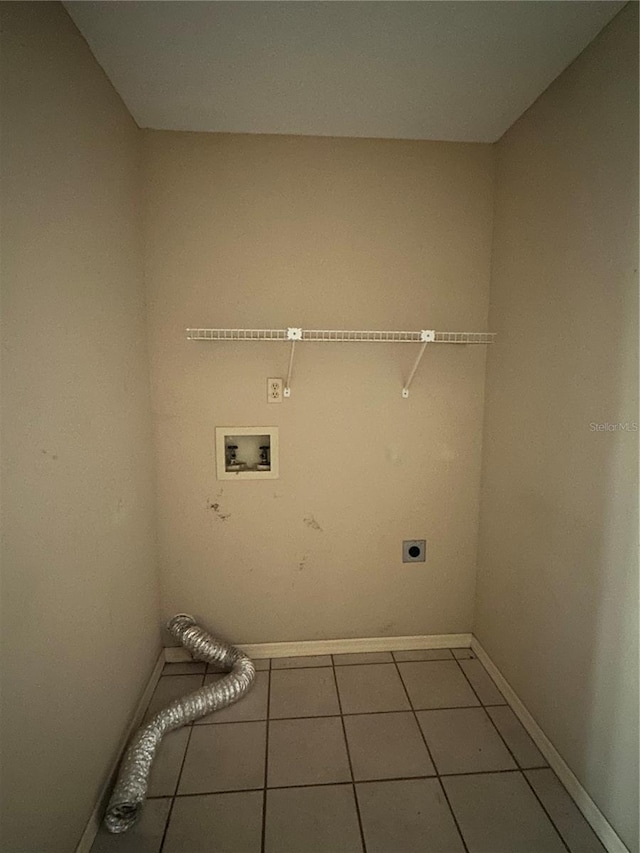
<box><xmin>271</xmin><ymin>655</ymin><xmax>332</xmax><ymax>668</ymax></box>
<box><xmin>357</xmin><ymin>779</ymin><xmax>465</xmax><ymax>853</ymax></box>
<box><xmin>265</xmin><ymin>785</ymin><xmax>362</xmax><ymax>853</ymax></box>
<box><xmin>333</xmin><ymin>651</ymin><xmax>394</xmax><ymax>665</ymax></box>
<box><xmin>393</xmin><ymin>649</ymin><xmax>453</xmax><ymax>661</ymax></box>
<box><xmin>417</xmin><ymin>708</ymin><xmax>516</xmax><ymax>774</ymax></box>
<box><xmin>162</xmin><ymin>661</ymin><xmax>207</xmax><ymax>675</ymax></box>
<box><xmin>335</xmin><ymin>664</ymin><xmax>410</xmax><ymax>714</ymax></box>
<box><xmin>398</xmin><ymin>661</ymin><xmax>479</xmax><ymax>709</ymax></box>
<box><xmin>443</xmin><ymin>772</ymin><xmax>566</xmax><ymax>852</ymax></box>
<box><xmin>269</xmin><ymin>667</ymin><xmax>340</xmax><ymax>718</ymax></box>
<box><xmin>451</xmin><ymin>648</ymin><xmax>475</xmax><ymax>659</ymax></box>
<box><xmin>163</xmin><ymin>791</ymin><xmax>262</xmax><ymax>853</ymax></box>
<box><xmin>344</xmin><ymin>712</ymin><xmax>435</xmax><ymax>780</ymax></box>
<box><xmin>147</xmin><ymin>727</ymin><xmax>190</xmax><ymax>797</ymax></box>
<box><xmin>178</xmin><ymin>721</ymin><xmax>266</xmax><ymax>794</ymax></box>
<box><xmin>488</xmin><ymin>706</ymin><xmax>547</xmax><ymax>768</ymax></box>
<box><xmin>458</xmin><ymin>658</ymin><xmax>505</xmax><ymax>704</ymax></box>
<box><xmin>525</xmin><ymin>769</ymin><xmax>606</xmax><ymax>853</ymax></box>
<box><xmin>267</xmin><ymin>717</ymin><xmax>350</xmax><ymax>787</ymax></box>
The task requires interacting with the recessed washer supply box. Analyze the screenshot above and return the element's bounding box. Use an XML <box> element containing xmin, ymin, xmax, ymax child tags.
<box><xmin>215</xmin><ymin>426</ymin><xmax>279</xmax><ymax>480</ymax></box>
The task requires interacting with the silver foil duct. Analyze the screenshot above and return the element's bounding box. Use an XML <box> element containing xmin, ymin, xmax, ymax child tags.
<box><xmin>104</xmin><ymin>614</ymin><xmax>256</xmax><ymax>833</ymax></box>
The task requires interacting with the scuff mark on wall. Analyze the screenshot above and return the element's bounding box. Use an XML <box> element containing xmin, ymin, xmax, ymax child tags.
<box><xmin>298</xmin><ymin>553</ymin><xmax>309</xmax><ymax>572</ymax></box>
<box><xmin>303</xmin><ymin>514</ymin><xmax>323</xmax><ymax>532</ymax></box>
<box><xmin>207</xmin><ymin>495</ymin><xmax>231</xmax><ymax>521</ymax></box>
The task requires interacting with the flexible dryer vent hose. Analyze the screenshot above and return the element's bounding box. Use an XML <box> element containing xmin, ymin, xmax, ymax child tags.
<box><xmin>104</xmin><ymin>614</ymin><xmax>256</xmax><ymax>833</ymax></box>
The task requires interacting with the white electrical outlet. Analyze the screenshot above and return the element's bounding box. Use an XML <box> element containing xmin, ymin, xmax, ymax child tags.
<box><xmin>267</xmin><ymin>378</ymin><xmax>283</xmax><ymax>403</ymax></box>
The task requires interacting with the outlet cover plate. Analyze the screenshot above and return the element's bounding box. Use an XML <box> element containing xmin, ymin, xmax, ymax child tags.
<box><xmin>403</xmin><ymin>540</ymin><xmax>426</xmax><ymax>563</ymax></box>
<box><xmin>267</xmin><ymin>377</ymin><xmax>283</xmax><ymax>403</ymax></box>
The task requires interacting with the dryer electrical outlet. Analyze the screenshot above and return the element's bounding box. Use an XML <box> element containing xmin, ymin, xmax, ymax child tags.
<box><xmin>403</xmin><ymin>540</ymin><xmax>426</xmax><ymax>563</ymax></box>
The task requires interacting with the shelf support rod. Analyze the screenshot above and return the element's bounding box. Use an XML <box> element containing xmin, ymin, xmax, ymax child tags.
<box><xmin>402</xmin><ymin>330</ymin><xmax>435</xmax><ymax>398</ymax></box>
<box><xmin>284</xmin><ymin>327</ymin><xmax>302</xmax><ymax>397</ymax></box>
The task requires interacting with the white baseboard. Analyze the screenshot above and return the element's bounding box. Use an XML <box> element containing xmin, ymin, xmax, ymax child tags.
<box><xmin>75</xmin><ymin>649</ymin><xmax>165</xmax><ymax>853</ymax></box>
<box><xmin>470</xmin><ymin>637</ymin><xmax>629</xmax><ymax>853</ymax></box>
<box><xmin>164</xmin><ymin>632</ymin><xmax>472</xmax><ymax>663</ymax></box>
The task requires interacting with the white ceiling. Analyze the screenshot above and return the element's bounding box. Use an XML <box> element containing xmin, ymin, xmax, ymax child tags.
<box><xmin>65</xmin><ymin>1</ymin><xmax>625</xmax><ymax>143</ymax></box>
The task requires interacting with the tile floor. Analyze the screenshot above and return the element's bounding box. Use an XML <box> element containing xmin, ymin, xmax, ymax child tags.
<box><xmin>91</xmin><ymin>648</ymin><xmax>605</xmax><ymax>853</ymax></box>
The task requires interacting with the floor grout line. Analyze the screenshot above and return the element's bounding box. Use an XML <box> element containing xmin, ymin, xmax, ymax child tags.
<box><xmin>162</xmin><ymin>765</ymin><xmax>557</xmax><ymax>800</ymax></box>
<box><xmin>190</xmin><ymin>701</ymin><xmax>510</xmax><ymax>726</ymax></box>
<box><xmin>452</xmin><ymin>656</ymin><xmax>572</xmax><ymax>853</ymax></box>
<box><xmin>393</xmin><ymin>656</ymin><xmax>471</xmax><ymax>853</ymax></box>
<box><xmin>330</xmin><ymin>659</ymin><xmax>368</xmax><ymax>853</ymax></box>
<box><xmin>260</xmin><ymin>664</ymin><xmax>272</xmax><ymax>853</ymax></box>
<box><xmin>158</xmin><ymin>765</ymin><xmax>556</xmax><ymax>801</ymax></box>
<box><xmin>157</xmin><ymin>672</ymin><xmax>203</xmax><ymax>853</ymax></box>
<box><xmin>156</xmin><ymin>656</ymin><xmax>478</xmax><ymax>675</ymax></box>
<box><xmin>157</xmin><ymin>719</ymin><xmax>196</xmax><ymax>852</ymax></box>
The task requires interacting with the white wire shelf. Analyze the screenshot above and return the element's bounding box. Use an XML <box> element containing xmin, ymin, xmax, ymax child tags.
<box><xmin>185</xmin><ymin>326</ymin><xmax>496</xmax><ymax>398</ymax></box>
<box><xmin>187</xmin><ymin>328</ymin><xmax>289</xmax><ymax>341</ymax></box>
<box><xmin>186</xmin><ymin>328</ymin><xmax>496</xmax><ymax>345</ymax></box>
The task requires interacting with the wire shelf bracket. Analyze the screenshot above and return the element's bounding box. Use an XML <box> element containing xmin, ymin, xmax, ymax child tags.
<box><xmin>284</xmin><ymin>327</ymin><xmax>301</xmax><ymax>397</ymax></box>
<box><xmin>185</xmin><ymin>326</ymin><xmax>496</xmax><ymax>398</ymax></box>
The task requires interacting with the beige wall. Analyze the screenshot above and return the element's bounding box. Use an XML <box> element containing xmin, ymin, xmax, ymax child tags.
<box><xmin>144</xmin><ymin>132</ymin><xmax>494</xmax><ymax>643</ymax></box>
<box><xmin>476</xmin><ymin>5</ymin><xmax>639</xmax><ymax>851</ymax></box>
<box><xmin>0</xmin><ymin>5</ymin><xmax>160</xmax><ymax>852</ymax></box>
<box><xmin>3</xmin><ymin>3</ymin><xmax>637</xmax><ymax>850</ymax></box>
